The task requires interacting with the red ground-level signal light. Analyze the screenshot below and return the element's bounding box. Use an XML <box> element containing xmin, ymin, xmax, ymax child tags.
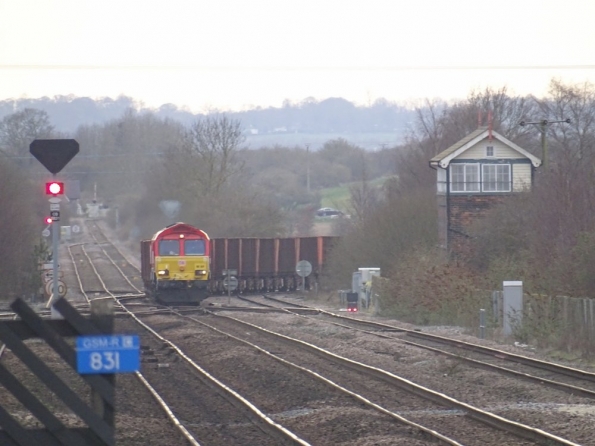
<box><xmin>45</xmin><ymin>181</ymin><xmax>64</xmax><ymax>195</ymax></box>
<box><xmin>45</xmin><ymin>217</ymin><xmax>53</xmax><ymax>224</ymax></box>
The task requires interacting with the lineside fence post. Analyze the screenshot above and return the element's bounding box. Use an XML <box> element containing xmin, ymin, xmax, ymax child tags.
<box><xmin>90</xmin><ymin>298</ymin><xmax>115</xmax><ymax>441</ymax></box>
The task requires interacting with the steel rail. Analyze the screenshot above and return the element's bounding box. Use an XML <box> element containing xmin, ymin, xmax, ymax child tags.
<box><xmin>165</xmin><ymin>306</ymin><xmax>465</xmax><ymax>446</ymax></box>
<box><xmin>265</xmin><ymin>294</ymin><xmax>595</xmax><ymax>386</ymax></box>
<box><xmin>78</xmin><ymin>229</ymin><xmax>311</xmax><ymax>446</ymax></box>
<box><xmin>259</xmin><ymin>295</ymin><xmax>595</xmax><ymax>399</ymax></box>
<box><xmin>406</xmin><ymin>330</ymin><xmax>595</xmax><ymax>383</ymax></box>
<box><xmin>403</xmin><ymin>339</ymin><xmax>595</xmax><ymax>399</ymax></box>
<box><xmin>67</xmin><ymin>243</ymin><xmax>92</xmax><ymax>305</ymax></box>
<box><xmin>315</xmin><ymin>307</ymin><xmax>595</xmax><ymax>384</ymax></box>
<box><xmin>134</xmin><ymin>372</ymin><xmax>201</xmax><ymax>446</ymax></box>
<box><xmin>206</xmin><ymin>310</ymin><xmax>581</xmax><ymax>446</ymax></box>
<box><xmin>259</xmin><ymin>299</ymin><xmax>595</xmax><ymax>400</ymax></box>
<box><xmin>70</xmin><ymin>241</ymin><xmax>202</xmax><ymax>446</ymax></box>
<box><xmin>87</xmin><ymin>222</ymin><xmax>144</xmax><ymax>280</ymax></box>
<box><xmin>83</xmin><ymin>226</ymin><xmax>583</xmax><ymax>444</ymax></box>
<box><xmin>86</xmin><ymin>229</ymin><xmax>144</xmax><ymax>295</ymax></box>
<box><xmin>115</xmin><ymin>304</ymin><xmax>311</xmax><ymax>446</ymax></box>
<box><xmin>207</xmin><ymin>305</ymin><xmax>319</xmax><ymax>314</ymax></box>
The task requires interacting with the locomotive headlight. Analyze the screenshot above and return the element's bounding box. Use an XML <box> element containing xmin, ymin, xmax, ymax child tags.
<box><xmin>157</xmin><ymin>269</ymin><xmax>169</xmax><ymax>276</ymax></box>
<box><xmin>195</xmin><ymin>270</ymin><xmax>207</xmax><ymax>276</ymax></box>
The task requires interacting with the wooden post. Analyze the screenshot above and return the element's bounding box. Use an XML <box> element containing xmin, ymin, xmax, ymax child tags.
<box><xmin>90</xmin><ymin>298</ymin><xmax>115</xmax><ymax>441</ymax></box>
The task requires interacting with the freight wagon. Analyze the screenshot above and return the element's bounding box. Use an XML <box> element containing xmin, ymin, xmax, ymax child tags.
<box><xmin>209</xmin><ymin>235</ymin><xmax>337</xmax><ymax>294</ymax></box>
<box><xmin>141</xmin><ymin>222</ymin><xmax>338</xmax><ymax>304</ymax></box>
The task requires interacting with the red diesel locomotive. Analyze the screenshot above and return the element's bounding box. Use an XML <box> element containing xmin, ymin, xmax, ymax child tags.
<box><xmin>141</xmin><ymin>222</ymin><xmax>337</xmax><ymax>304</ymax></box>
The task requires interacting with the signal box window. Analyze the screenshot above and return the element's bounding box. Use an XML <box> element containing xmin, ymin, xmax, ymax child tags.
<box><xmin>159</xmin><ymin>240</ymin><xmax>180</xmax><ymax>256</ymax></box>
<box><xmin>185</xmin><ymin>239</ymin><xmax>206</xmax><ymax>255</ymax></box>
<box><xmin>482</xmin><ymin>164</ymin><xmax>511</xmax><ymax>192</ymax></box>
<box><xmin>451</xmin><ymin>164</ymin><xmax>480</xmax><ymax>192</ymax></box>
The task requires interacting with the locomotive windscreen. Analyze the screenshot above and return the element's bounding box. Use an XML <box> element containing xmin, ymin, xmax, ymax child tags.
<box><xmin>185</xmin><ymin>239</ymin><xmax>205</xmax><ymax>255</ymax></box>
<box><xmin>159</xmin><ymin>240</ymin><xmax>179</xmax><ymax>255</ymax></box>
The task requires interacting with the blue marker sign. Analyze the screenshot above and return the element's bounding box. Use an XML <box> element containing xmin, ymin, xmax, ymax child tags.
<box><xmin>76</xmin><ymin>335</ymin><xmax>140</xmax><ymax>374</ymax></box>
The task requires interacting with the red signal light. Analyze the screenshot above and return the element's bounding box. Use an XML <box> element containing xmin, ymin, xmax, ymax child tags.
<box><xmin>45</xmin><ymin>181</ymin><xmax>64</xmax><ymax>195</ymax></box>
<box><xmin>45</xmin><ymin>217</ymin><xmax>53</xmax><ymax>224</ymax></box>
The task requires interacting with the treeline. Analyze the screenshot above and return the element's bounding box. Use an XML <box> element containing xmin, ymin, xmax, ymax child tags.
<box><xmin>327</xmin><ymin>79</ymin><xmax>595</xmax><ymax>339</ymax></box>
<box><xmin>0</xmin><ymin>104</ymin><xmax>398</xmax><ymax>299</ymax></box>
<box><xmin>0</xmin><ymin>95</ymin><xmax>413</xmax><ymax>135</ymax></box>
<box><xmin>3</xmin><ymin>78</ymin><xmax>595</xmax><ymax>329</ymax></box>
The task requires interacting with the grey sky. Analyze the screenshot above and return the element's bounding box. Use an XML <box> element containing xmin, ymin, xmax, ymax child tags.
<box><xmin>1</xmin><ymin>0</ymin><xmax>593</xmax><ymax>112</ymax></box>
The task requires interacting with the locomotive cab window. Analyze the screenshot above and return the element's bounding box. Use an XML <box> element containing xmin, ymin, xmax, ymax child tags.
<box><xmin>159</xmin><ymin>240</ymin><xmax>180</xmax><ymax>256</ymax></box>
<box><xmin>185</xmin><ymin>239</ymin><xmax>206</xmax><ymax>255</ymax></box>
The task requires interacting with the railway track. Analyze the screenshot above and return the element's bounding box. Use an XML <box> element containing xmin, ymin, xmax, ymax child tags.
<box><xmin>80</xmin><ymin>223</ymin><xmax>474</xmax><ymax>445</ymax></box>
<box><xmin>70</xmin><ymin>221</ymin><xmax>310</xmax><ymax>445</ymax></box>
<box><xmin>174</xmin><ymin>308</ymin><xmax>553</xmax><ymax>444</ymax></box>
<box><xmin>32</xmin><ymin>219</ymin><xmax>592</xmax><ymax>444</ymax></box>
<box><xmin>249</xmin><ymin>294</ymin><xmax>595</xmax><ymax>399</ymax></box>
<box><xmin>214</xmin><ymin>294</ymin><xmax>595</xmax><ymax>444</ymax></box>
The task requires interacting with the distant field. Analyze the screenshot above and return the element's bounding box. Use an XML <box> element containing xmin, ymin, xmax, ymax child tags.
<box><xmin>319</xmin><ymin>185</ymin><xmax>351</xmax><ymax>209</ymax></box>
<box><xmin>244</xmin><ymin>132</ymin><xmax>402</xmax><ymax>150</ymax></box>
<box><xmin>319</xmin><ymin>176</ymin><xmax>393</xmax><ymax>210</ymax></box>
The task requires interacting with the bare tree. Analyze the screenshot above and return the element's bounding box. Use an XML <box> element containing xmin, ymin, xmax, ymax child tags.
<box><xmin>348</xmin><ymin>155</ymin><xmax>379</xmax><ymax>225</ymax></box>
<box><xmin>396</xmin><ymin>88</ymin><xmax>538</xmax><ymax>194</ymax></box>
<box><xmin>184</xmin><ymin>115</ymin><xmax>245</xmax><ymax>196</ymax></box>
<box><xmin>135</xmin><ymin>115</ymin><xmax>287</xmax><ymax>238</ymax></box>
<box><xmin>0</xmin><ymin>108</ymin><xmax>54</xmax><ymax>156</ymax></box>
<box><xmin>74</xmin><ymin>110</ymin><xmax>185</xmax><ymax>199</ymax></box>
<box><xmin>465</xmin><ymin>87</ymin><xmax>536</xmax><ymax>142</ymax></box>
<box><xmin>0</xmin><ymin>159</ymin><xmax>39</xmax><ymax>298</ymax></box>
<box><xmin>467</xmin><ymin>80</ymin><xmax>595</xmax><ymax>296</ymax></box>
<box><xmin>535</xmin><ymin>79</ymin><xmax>595</xmax><ymax>164</ymax></box>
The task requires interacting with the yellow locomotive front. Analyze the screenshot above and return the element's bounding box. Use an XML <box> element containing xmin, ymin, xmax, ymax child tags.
<box><xmin>141</xmin><ymin>223</ymin><xmax>211</xmax><ymax>304</ymax></box>
<box><xmin>155</xmin><ymin>237</ymin><xmax>209</xmax><ymax>282</ymax></box>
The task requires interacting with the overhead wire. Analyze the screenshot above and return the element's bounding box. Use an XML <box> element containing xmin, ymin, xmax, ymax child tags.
<box><xmin>1</xmin><ymin>64</ymin><xmax>595</xmax><ymax>71</ymax></box>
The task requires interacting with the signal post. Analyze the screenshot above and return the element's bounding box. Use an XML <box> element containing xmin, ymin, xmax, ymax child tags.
<box><xmin>30</xmin><ymin>139</ymin><xmax>79</xmax><ymax>318</ymax></box>
<box><xmin>48</xmin><ymin>184</ymin><xmax>62</xmax><ymax>317</ymax></box>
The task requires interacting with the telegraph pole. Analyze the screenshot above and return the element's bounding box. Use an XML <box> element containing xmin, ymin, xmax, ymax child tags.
<box><xmin>520</xmin><ymin>118</ymin><xmax>571</xmax><ymax>169</ymax></box>
<box><xmin>306</xmin><ymin>143</ymin><xmax>310</xmax><ymax>193</ymax></box>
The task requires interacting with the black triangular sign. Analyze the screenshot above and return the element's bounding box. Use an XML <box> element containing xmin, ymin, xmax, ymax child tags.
<box><xmin>29</xmin><ymin>139</ymin><xmax>79</xmax><ymax>174</ymax></box>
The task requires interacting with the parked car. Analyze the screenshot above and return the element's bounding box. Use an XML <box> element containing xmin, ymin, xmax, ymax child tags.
<box><xmin>316</xmin><ymin>207</ymin><xmax>344</xmax><ymax>218</ymax></box>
